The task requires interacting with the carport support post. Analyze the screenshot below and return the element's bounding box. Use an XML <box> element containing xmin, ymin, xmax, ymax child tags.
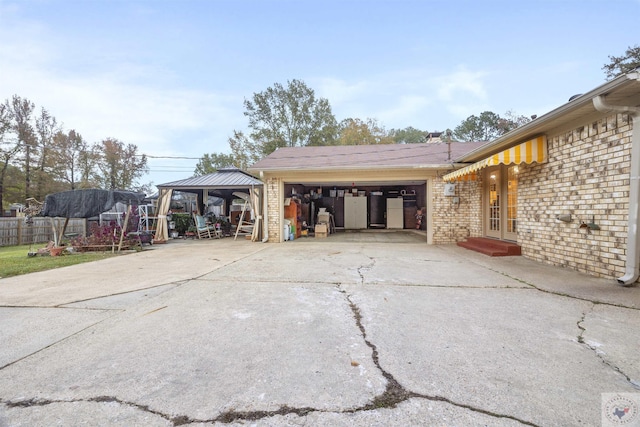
<box><xmin>425</xmin><ymin>179</ymin><xmax>433</xmax><ymax>244</ymax></box>
<box><xmin>278</xmin><ymin>178</ymin><xmax>285</xmax><ymax>242</ymax></box>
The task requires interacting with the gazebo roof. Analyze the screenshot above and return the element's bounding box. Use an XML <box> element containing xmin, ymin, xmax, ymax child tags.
<box><xmin>157</xmin><ymin>168</ymin><xmax>263</xmax><ymax>190</ymax></box>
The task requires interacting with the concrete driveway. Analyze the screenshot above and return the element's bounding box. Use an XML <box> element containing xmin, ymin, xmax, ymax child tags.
<box><xmin>0</xmin><ymin>233</ymin><xmax>639</xmax><ymax>426</ymax></box>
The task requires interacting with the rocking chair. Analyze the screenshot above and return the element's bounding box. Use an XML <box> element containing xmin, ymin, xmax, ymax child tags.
<box><xmin>193</xmin><ymin>214</ymin><xmax>217</xmax><ymax>239</ymax></box>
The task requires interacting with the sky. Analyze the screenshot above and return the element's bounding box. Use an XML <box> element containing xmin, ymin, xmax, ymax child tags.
<box><xmin>1</xmin><ymin>0</ymin><xmax>639</xmax><ymax>190</ymax></box>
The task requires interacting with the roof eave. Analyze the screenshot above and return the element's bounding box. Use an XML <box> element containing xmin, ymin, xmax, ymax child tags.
<box><xmin>248</xmin><ymin>164</ymin><xmax>454</xmax><ymax>173</ymax></box>
<box><xmin>157</xmin><ymin>184</ymin><xmax>262</xmax><ymax>190</ymax></box>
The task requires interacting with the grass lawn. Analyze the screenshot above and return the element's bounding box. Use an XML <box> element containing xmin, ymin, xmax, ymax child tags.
<box><xmin>0</xmin><ymin>244</ymin><xmax>118</xmax><ymax>279</ymax></box>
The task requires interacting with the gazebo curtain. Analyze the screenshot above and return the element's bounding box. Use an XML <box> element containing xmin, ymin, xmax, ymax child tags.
<box><xmin>154</xmin><ymin>188</ymin><xmax>173</xmax><ymax>242</ymax></box>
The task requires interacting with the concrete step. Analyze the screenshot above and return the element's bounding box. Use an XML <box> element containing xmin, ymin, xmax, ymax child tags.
<box><xmin>457</xmin><ymin>237</ymin><xmax>521</xmax><ymax>257</ymax></box>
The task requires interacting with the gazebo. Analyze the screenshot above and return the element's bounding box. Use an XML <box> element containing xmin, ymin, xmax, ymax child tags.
<box><xmin>154</xmin><ymin>168</ymin><xmax>264</xmax><ymax>242</ymax></box>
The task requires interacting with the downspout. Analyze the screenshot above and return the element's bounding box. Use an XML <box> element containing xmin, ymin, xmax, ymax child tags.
<box><xmin>593</xmin><ymin>94</ymin><xmax>640</xmax><ymax>286</ymax></box>
<box><xmin>261</xmin><ymin>187</ymin><xmax>269</xmax><ymax>242</ymax></box>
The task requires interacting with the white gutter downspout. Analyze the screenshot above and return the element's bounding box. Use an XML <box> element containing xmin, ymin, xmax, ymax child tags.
<box><xmin>261</xmin><ymin>187</ymin><xmax>269</xmax><ymax>243</ymax></box>
<box><xmin>593</xmin><ymin>94</ymin><xmax>640</xmax><ymax>286</ymax></box>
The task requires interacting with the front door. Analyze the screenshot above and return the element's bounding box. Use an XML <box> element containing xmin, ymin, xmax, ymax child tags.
<box><xmin>484</xmin><ymin>165</ymin><xmax>518</xmax><ymax>241</ymax></box>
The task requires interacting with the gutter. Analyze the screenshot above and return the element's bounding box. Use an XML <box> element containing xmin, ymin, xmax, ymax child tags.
<box><xmin>593</xmin><ymin>93</ymin><xmax>640</xmax><ymax>286</ymax></box>
<box><xmin>248</xmin><ymin>164</ymin><xmax>455</xmax><ymax>173</ymax></box>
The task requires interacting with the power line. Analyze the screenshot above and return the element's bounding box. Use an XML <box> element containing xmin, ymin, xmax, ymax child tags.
<box><xmin>147</xmin><ymin>170</ymin><xmax>197</xmax><ymax>173</ymax></box>
<box><xmin>136</xmin><ymin>155</ymin><xmax>202</xmax><ymax>159</ymax></box>
<box><xmin>148</xmin><ymin>165</ymin><xmax>195</xmax><ymax>169</ymax></box>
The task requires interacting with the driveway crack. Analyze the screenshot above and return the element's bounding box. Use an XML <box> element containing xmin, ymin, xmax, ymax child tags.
<box><xmin>1</xmin><ymin>395</ymin><xmax>323</xmax><ymax>426</ymax></box>
<box><xmin>577</xmin><ymin>305</ymin><xmax>640</xmax><ymax>390</ymax></box>
<box><xmin>477</xmin><ymin>265</ymin><xmax>640</xmax><ymax>311</ymax></box>
<box><xmin>357</xmin><ymin>256</ymin><xmax>375</xmax><ymax>285</ymax></box>
<box><xmin>337</xmin><ymin>286</ymin><xmax>540</xmax><ymax>426</ymax></box>
<box><xmin>0</xmin><ymin>312</ymin><xmax>120</xmax><ymax>371</ymax></box>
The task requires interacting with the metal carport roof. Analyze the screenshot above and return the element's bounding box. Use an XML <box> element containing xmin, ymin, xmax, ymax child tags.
<box><xmin>157</xmin><ymin>167</ymin><xmax>263</xmax><ymax>190</ymax></box>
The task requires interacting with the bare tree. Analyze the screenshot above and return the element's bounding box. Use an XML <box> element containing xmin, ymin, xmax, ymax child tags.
<box><xmin>34</xmin><ymin>107</ymin><xmax>59</xmax><ymax>199</ymax></box>
<box><xmin>9</xmin><ymin>95</ymin><xmax>36</xmax><ymax>200</ymax></box>
<box><xmin>51</xmin><ymin>129</ymin><xmax>96</xmax><ymax>190</ymax></box>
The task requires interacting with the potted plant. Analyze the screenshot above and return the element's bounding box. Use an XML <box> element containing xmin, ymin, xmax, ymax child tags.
<box><xmin>185</xmin><ymin>225</ymin><xmax>197</xmax><ymax>238</ymax></box>
<box><xmin>171</xmin><ymin>213</ymin><xmax>192</xmax><ymax>238</ymax></box>
<box><xmin>49</xmin><ymin>245</ymin><xmax>65</xmax><ymax>256</ymax></box>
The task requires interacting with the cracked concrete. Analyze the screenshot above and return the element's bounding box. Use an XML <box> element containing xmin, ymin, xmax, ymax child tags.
<box><xmin>1</xmin><ymin>234</ymin><xmax>639</xmax><ymax>426</ymax></box>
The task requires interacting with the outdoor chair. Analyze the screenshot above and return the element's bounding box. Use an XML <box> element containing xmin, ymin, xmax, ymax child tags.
<box><xmin>212</xmin><ymin>222</ymin><xmax>223</xmax><ymax>239</ymax></box>
<box><xmin>193</xmin><ymin>214</ymin><xmax>216</xmax><ymax>239</ymax></box>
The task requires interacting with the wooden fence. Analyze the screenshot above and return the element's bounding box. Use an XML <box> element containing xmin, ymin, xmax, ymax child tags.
<box><xmin>0</xmin><ymin>217</ymin><xmax>87</xmax><ymax>247</ymax></box>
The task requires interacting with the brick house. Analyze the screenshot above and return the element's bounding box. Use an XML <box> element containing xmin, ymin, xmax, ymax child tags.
<box><xmin>249</xmin><ymin>71</ymin><xmax>640</xmax><ymax>284</ymax></box>
<box><xmin>443</xmin><ymin>71</ymin><xmax>640</xmax><ymax>284</ymax></box>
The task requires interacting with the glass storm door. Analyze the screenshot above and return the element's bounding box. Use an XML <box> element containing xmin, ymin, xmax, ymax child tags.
<box><xmin>504</xmin><ymin>165</ymin><xmax>518</xmax><ymax>241</ymax></box>
<box><xmin>485</xmin><ymin>169</ymin><xmax>501</xmax><ymax>239</ymax></box>
<box><xmin>484</xmin><ymin>165</ymin><xmax>519</xmax><ymax>241</ymax></box>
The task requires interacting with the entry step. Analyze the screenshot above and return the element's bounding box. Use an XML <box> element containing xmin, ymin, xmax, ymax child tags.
<box><xmin>457</xmin><ymin>237</ymin><xmax>521</xmax><ymax>257</ymax></box>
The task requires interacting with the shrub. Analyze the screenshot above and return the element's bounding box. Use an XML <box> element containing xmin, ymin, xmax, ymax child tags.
<box><xmin>171</xmin><ymin>213</ymin><xmax>192</xmax><ymax>235</ymax></box>
<box><xmin>70</xmin><ymin>221</ymin><xmax>139</xmax><ymax>250</ymax></box>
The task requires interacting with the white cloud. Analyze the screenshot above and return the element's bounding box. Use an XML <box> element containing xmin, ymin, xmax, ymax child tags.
<box><xmin>312</xmin><ymin>67</ymin><xmax>490</xmax><ymax>131</ymax></box>
<box><xmin>2</xmin><ymin>58</ymin><xmax>239</xmax><ymax>152</ymax></box>
<box><xmin>314</xmin><ymin>77</ymin><xmax>372</xmax><ymax>107</ymax></box>
<box><xmin>433</xmin><ymin>67</ymin><xmax>488</xmax><ymax>102</ymax></box>
<box><xmin>0</xmin><ymin>10</ymin><xmax>243</xmax><ymax>185</ymax></box>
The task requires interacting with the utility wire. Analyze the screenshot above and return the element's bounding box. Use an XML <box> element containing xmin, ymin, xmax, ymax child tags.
<box><xmin>135</xmin><ymin>155</ymin><xmax>202</xmax><ymax>159</ymax></box>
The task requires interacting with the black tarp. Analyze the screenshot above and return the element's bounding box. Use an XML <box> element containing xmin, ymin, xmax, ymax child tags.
<box><xmin>41</xmin><ymin>189</ymin><xmax>146</xmax><ymax>218</ymax></box>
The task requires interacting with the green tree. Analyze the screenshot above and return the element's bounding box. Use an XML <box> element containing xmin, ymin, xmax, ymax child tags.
<box><xmin>0</xmin><ymin>99</ymin><xmax>17</xmax><ymax>210</ymax></box>
<box><xmin>453</xmin><ymin>111</ymin><xmax>530</xmax><ymax>142</ymax></box>
<box><xmin>603</xmin><ymin>45</ymin><xmax>640</xmax><ymax>80</ymax></box>
<box><xmin>454</xmin><ymin>111</ymin><xmax>501</xmax><ymax>141</ymax></box>
<box><xmin>337</xmin><ymin>118</ymin><xmax>394</xmax><ymax>145</ymax></box>
<box><xmin>94</xmin><ymin>138</ymin><xmax>148</xmax><ymax>190</ymax></box>
<box><xmin>242</xmin><ymin>79</ymin><xmax>338</xmax><ymax>156</ymax></box>
<box><xmin>194</xmin><ymin>152</ymin><xmax>237</xmax><ymax>176</ymax></box>
<box><xmin>227</xmin><ymin>130</ymin><xmax>261</xmax><ymax>169</ymax></box>
<box><xmin>389</xmin><ymin>126</ymin><xmax>427</xmax><ymax>144</ymax></box>
<box><xmin>499</xmin><ymin>110</ymin><xmax>531</xmax><ymax>134</ymax></box>
<box><xmin>1</xmin><ymin>164</ymin><xmax>25</xmax><ymax>209</ymax></box>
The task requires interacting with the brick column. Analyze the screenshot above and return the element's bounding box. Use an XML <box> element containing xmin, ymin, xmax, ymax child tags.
<box><xmin>266</xmin><ymin>177</ymin><xmax>281</xmax><ymax>242</ymax></box>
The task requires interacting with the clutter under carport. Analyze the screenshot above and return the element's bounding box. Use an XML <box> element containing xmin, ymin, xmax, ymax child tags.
<box><xmin>283</xmin><ymin>185</ymin><xmax>426</xmax><ymax>240</ymax></box>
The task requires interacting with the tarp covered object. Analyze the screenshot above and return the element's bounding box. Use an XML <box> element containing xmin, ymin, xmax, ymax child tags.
<box><xmin>42</xmin><ymin>189</ymin><xmax>146</xmax><ymax>218</ymax></box>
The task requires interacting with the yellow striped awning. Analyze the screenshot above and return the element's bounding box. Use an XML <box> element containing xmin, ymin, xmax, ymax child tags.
<box><xmin>443</xmin><ymin>136</ymin><xmax>547</xmax><ymax>182</ymax></box>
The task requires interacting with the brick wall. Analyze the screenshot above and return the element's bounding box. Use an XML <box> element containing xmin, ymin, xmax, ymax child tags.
<box><xmin>432</xmin><ymin>177</ymin><xmax>482</xmax><ymax>244</ymax></box>
<box><xmin>518</xmin><ymin>113</ymin><xmax>633</xmax><ymax>279</ymax></box>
